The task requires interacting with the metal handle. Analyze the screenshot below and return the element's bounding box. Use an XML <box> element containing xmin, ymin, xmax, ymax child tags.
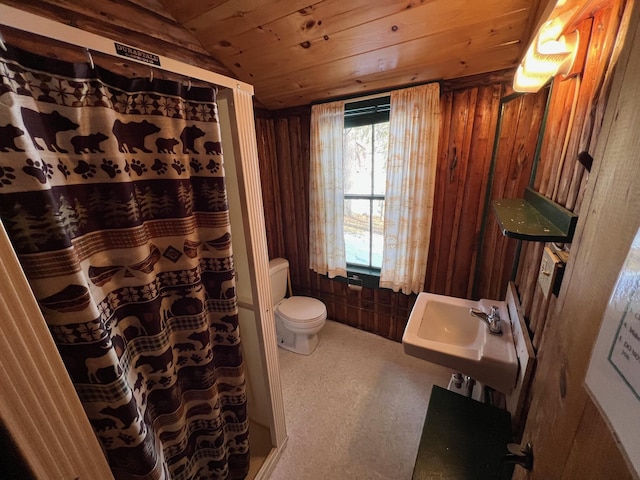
<box><xmin>502</xmin><ymin>442</ymin><xmax>533</xmax><ymax>470</ymax></box>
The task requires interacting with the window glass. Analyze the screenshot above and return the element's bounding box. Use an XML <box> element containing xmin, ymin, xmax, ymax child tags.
<box><xmin>344</xmin><ymin>125</ymin><xmax>373</xmax><ymax>195</ymax></box>
<box><xmin>343</xmin><ymin>198</ymin><xmax>384</xmax><ymax>269</ymax></box>
<box><xmin>373</xmin><ymin>122</ymin><xmax>389</xmax><ymax>195</ymax></box>
<box><xmin>344</xmin><ymin>198</ymin><xmax>371</xmax><ymax>266</ymax></box>
<box><xmin>343</xmin><ymin>113</ymin><xmax>388</xmax><ymax>270</ymax></box>
<box><xmin>371</xmin><ymin>199</ymin><xmax>384</xmax><ymax>268</ymax></box>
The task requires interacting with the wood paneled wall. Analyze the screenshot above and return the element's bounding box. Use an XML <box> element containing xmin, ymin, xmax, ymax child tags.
<box><xmin>515</xmin><ymin>0</ymin><xmax>627</xmax><ymax>350</ymax></box>
<box><xmin>255</xmin><ymin>109</ymin><xmax>311</xmax><ymax>289</ymax></box>
<box><xmin>255</xmin><ymin>0</ymin><xmax>625</xmax><ymax>349</ymax></box>
<box><xmin>430</xmin><ymin>88</ymin><xmax>549</xmax><ymax>301</ymax></box>
<box><xmin>426</xmin><ymin>84</ymin><xmax>503</xmax><ymax>299</ymax></box>
<box><xmin>255</xmin><ymin>80</ymin><xmax>548</xmax><ymax>341</ymax></box>
<box><xmin>477</xmin><ymin>91</ymin><xmax>550</xmax><ymax>302</ymax></box>
<box><xmin>514</xmin><ymin>0</ymin><xmax>636</xmax><ymax>476</ymax></box>
<box><xmin>256</xmin><ymin>107</ymin><xmax>421</xmax><ymax>341</ymax></box>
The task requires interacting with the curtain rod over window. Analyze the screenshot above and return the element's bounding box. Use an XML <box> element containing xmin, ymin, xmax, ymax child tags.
<box><xmin>0</xmin><ymin>4</ymin><xmax>254</xmax><ymax>96</ymax></box>
<box><xmin>315</xmin><ymin>80</ymin><xmax>442</xmax><ymax>107</ymax></box>
<box><xmin>344</xmin><ymin>91</ymin><xmax>391</xmax><ymax>105</ymax></box>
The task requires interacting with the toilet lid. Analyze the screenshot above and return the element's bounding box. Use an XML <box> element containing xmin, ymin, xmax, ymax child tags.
<box><xmin>278</xmin><ymin>296</ymin><xmax>326</xmax><ymax>323</ymax></box>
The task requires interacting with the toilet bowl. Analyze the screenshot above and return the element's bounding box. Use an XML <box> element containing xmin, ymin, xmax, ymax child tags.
<box><xmin>269</xmin><ymin>258</ymin><xmax>327</xmax><ymax>355</ymax></box>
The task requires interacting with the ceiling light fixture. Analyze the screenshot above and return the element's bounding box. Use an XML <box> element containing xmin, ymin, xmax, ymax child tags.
<box><xmin>513</xmin><ymin>3</ymin><xmax>581</xmax><ymax>93</ymax></box>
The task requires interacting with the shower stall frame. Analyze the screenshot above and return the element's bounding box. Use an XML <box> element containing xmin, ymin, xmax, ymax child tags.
<box><xmin>0</xmin><ymin>4</ymin><xmax>287</xmax><ymax>479</ymax></box>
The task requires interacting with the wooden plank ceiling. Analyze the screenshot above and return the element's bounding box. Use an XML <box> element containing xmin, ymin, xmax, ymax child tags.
<box><xmin>159</xmin><ymin>0</ymin><xmax>546</xmax><ymax>109</ymax></box>
<box><xmin>1</xmin><ymin>0</ymin><xmax>547</xmax><ymax>110</ymax></box>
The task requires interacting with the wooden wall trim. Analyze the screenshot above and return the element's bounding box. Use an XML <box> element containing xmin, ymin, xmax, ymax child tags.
<box><xmin>440</xmin><ymin>68</ymin><xmax>515</xmax><ymax>92</ymax></box>
<box><xmin>0</xmin><ymin>223</ymin><xmax>113</xmax><ymax>479</ymax></box>
<box><xmin>223</xmin><ymin>88</ymin><xmax>287</xmax><ymax>448</ymax></box>
<box><xmin>0</xmin><ymin>4</ymin><xmax>251</xmax><ymax>94</ymax></box>
<box><xmin>0</xmin><ymin>0</ymin><xmax>233</xmax><ymax>77</ymax></box>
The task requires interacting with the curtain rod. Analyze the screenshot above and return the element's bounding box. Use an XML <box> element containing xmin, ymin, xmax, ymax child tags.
<box><xmin>0</xmin><ymin>4</ymin><xmax>254</xmax><ymax>96</ymax></box>
<box><xmin>344</xmin><ymin>91</ymin><xmax>391</xmax><ymax>104</ymax></box>
<box><xmin>317</xmin><ymin>80</ymin><xmax>442</xmax><ymax>107</ymax></box>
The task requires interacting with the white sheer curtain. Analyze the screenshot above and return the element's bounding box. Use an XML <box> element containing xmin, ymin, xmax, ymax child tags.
<box><xmin>380</xmin><ymin>83</ymin><xmax>440</xmax><ymax>294</ymax></box>
<box><xmin>309</xmin><ymin>100</ymin><xmax>347</xmax><ymax>278</ymax></box>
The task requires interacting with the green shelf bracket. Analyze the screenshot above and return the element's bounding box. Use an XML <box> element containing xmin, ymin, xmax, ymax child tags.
<box><xmin>491</xmin><ymin>188</ymin><xmax>578</xmax><ymax>242</ymax></box>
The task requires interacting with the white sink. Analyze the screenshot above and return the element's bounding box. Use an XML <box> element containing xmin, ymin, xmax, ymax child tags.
<box><xmin>402</xmin><ymin>292</ymin><xmax>518</xmax><ymax>393</ymax></box>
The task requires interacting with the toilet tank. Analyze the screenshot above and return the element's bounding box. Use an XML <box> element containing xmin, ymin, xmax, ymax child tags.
<box><xmin>269</xmin><ymin>258</ymin><xmax>289</xmax><ymax>305</ymax></box>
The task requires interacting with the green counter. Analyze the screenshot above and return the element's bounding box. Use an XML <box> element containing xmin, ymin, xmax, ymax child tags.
<box><xmin>412</xmin><ymin>386</ymin><xmax>514</xmax><ymax>480</ymax></box>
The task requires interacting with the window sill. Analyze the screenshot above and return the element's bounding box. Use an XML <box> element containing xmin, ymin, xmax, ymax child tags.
<box><xmin>337</xmin><ymin>265</ymin><xmax>381</xmax><ymax>289</ymax></box>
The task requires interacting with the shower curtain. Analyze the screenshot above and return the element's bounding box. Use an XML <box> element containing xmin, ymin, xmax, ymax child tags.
<box><xmin>0</xmin><ymin>45</ymin><xmax>248</xmax><ymax>479</ymax></box>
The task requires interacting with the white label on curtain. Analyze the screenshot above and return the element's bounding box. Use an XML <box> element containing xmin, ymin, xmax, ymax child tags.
<box><xmin>586</xmin><ymin>226</ymin><xmax>640</xmax><ymax>477</ymax></box>
<box><xmin>114</xmin><ymin>43</ymin><xmax>161</xmax><ymax>66</ymax></box>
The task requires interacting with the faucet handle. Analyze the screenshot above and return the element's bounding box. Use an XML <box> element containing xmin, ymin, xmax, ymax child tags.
<box><xmin>489</xmin><ymin>306</ymin><xmax>502</xmax><ymax>335</ymax></box>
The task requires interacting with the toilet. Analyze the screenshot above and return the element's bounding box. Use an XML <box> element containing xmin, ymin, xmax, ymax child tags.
<box><xmin>269</xmin><ymin>258</ymin><xmax>327</xmax><ymax>355</ymax></box>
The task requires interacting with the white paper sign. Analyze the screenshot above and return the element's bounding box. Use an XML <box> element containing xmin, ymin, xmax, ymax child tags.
<box><xmin>586</xmin><ymin>228</ymin><xmax>640</xmax><ymax>477</ymax></box>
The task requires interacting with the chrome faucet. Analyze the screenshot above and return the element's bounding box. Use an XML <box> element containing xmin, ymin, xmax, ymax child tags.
<box><xmin>470</xmin><ymin>305</ymin><xmax>502</xmax><ymax>335</ymax></box>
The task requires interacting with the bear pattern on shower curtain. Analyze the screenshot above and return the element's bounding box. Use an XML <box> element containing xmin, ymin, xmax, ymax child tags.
<box><xmin>0</xmin><ymin>45</ymin><xmax>249</xmax><ymax>480</ymax></box>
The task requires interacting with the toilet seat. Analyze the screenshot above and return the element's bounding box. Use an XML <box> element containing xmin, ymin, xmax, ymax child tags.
<box><xmin>277</xmin><ymin>296</ymin><xmax>326</xmax><ymax>324</ymax></box>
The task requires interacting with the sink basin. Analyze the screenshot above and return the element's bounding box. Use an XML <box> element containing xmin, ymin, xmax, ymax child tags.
<box><xmin>402</xmin><ymin>292</ymin><xmax>518</xmax><ymax>393</ymax></box>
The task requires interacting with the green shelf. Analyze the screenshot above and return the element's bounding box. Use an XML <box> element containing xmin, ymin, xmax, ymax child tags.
<box><xmin>492</xmin><ymin>187</ymin><xmax>578</xmax><ymax>242</ymax></box>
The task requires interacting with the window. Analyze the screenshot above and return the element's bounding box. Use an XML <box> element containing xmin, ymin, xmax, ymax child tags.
<box><xmin>343</xmin><ymin>97</ymin><xmax>390</xmax><ymax>271</ymax></box>
<box><xmin>310</xmin><ymin>84</ymin><xmax>439</xmax><ymax>294</ymax></box>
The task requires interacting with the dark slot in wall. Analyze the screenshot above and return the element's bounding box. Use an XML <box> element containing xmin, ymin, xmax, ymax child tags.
<box><xmin>0</xmin><ymin>421</ymin><xmax>34</xmax><ymax>479</ymax></box>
